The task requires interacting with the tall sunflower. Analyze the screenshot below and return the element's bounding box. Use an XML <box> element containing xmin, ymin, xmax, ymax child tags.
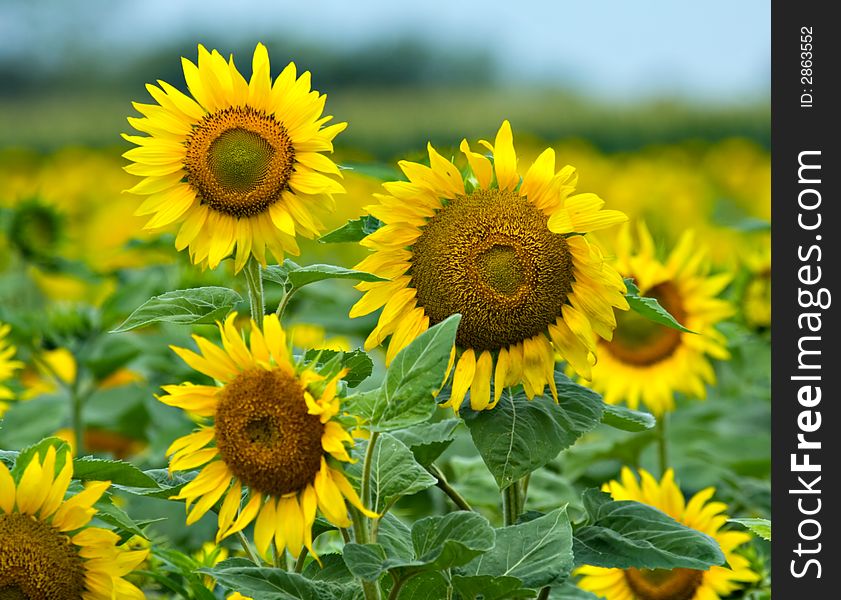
<box><xmin>160</xmin><ymin>313</ymin><xmax>376</xmax><ymax>560</ymax></box>
<box><xmin>0</xmin><ymin>322</ymin><xmax>23</xmax><ymax>417</ymax></box>
<box><xmin>123</xmin><ymin>43</ymin><xmax>346</xmax><ymax>272</ymax></box>
<box><xmin>350</xmin><ymin>121</ymin><xmax>628</xmax><ymax>411</ymax></box>
<box><xmin>584</xmin><ymin>221</ymin><xmax>733</xmax><ymax>415</ymax></box>
<box><xmin>0</xmin><ymin>445</ymin><xmax>148</xmax><ymax>599</ymax></box>
<box><xmin>575</xmin><ymin>468</ymin><xmax>759</xmax><ymax>600</ymax></box>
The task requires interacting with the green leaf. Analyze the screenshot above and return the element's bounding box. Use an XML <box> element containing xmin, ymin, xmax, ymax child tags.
<box><xmin>111</xmin><ymin>286</ymin><xmax>242</xmax><ymax>332</ymax></box>
<box><xmin>349</xmin><ymin>434</ymin><xmax>437</xmax><ymax>512</ymax></box>
<box><xmin>303</xmin><ymin>348</ymin><xmax>374</xmax><ymax>388</ymax></box>
<box><xmin>729</xmin><ymin>518</ymin><xmax>771</xmax><ymax>541</ymax></box>
<box><xmin>319</xmin><ymin>216</ymin><xmax>383</xmax><ymax>243</ymax></box>
<box><xmin>345</xmin><ymin>512</ymin><xmax>495</xmax><ymax>581</ymax></box>
<box><xmin>572</xmin><ymin>489</ymin><xmax>725</xmax><ymax>570</ymax></box>
<box><xmin>391</xmin><ymin>419</ymin><xmax>461</xmax><ymax>467</ymax></box>
<box><xmin>549</xmin><ymin>582</ymin><xmax>602</xmax><ymax>599</ymax></box>
<box><xmin>342</xmin><ymin>543</ymin><xmax>388</xmax><ymax>581</ymax></box>
<box><xmin>94</xmin><ymin>498</ymin><xmax>152</xmax><ymax>539</ymax></box>
<box><xmin>600</xmin><ymin>404</ymin><xmax>656</xmax><ymax>432</ymax></box>
<box><xmin>9</xmin><ymin>436</ymin><xmax>71</xmax><ymax>482</ymax></box>
<box><xmin>113</xmin><ymin>469</ymin><xmax>191</xmax><ymax>499</ymax></box>
<box><xmin>462</xmin><ymin>373</ymin><xmax>603</xmax><ymax>489</ymax></box>
<box><xmin>451</xmin><ymin>575</ymin><xmax>537</xmax><ymax>599</ymax></box>
<box><xmin>461</xmin><ymin>507</ymin><xmax>574</xmax><ymax>589</ymax></box>
<box><xmin>73</xmin><ymin>457</ymin><xmax>160</xmax><ymax>488</ymax></box>
<box><xmin>411</xmin><ymin>511</ymin><xmax>496</xmax><ymax>571</ymax></box>
<box><xmin>263</xmin><ymin>259</ymin><xmax>384</xmax><ymax>290</ymax></box>
<box><xmin>624</xmin><ymin>278</ymin><xmax>694</xmax><ymax>333</ymax></box>
<box><xmin>209</xmin><ymin>566</ymin><xmax>361</xmax><ymax>600</ymax></box>
<box><xmin>302</xmin><ymin>553</ymin><xmax>354</xmax><ymax>583</ymax></box>
<box><xmin>344</xmin><ymin>315</ymin><xmax>461</xmax><ymax>431</ymax></box>
<box><xmin>396</xmin><ymin>572</ymin><xmax>449</xmax><ymax>599</ymax></box>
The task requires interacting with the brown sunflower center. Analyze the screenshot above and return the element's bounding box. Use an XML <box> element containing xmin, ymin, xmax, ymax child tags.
<box><xmin>184</xmin><ymin>106</ymin><xmax>295</xmax><ymax>218</ymax></box>
<box><xmin>410</xmin><ymin>188</ymin><xmax>574</xmax><ymax>352</ymax></box>
<box><xmin>604</xmin><ymin>281</ymin><xmax>686</xmax><ymax>366</ymax></box>
<box><xmin>0</xmin><ymin>513</ymin><xmax>87</xmax><ymax>599</ymax></box>
<box><xmin>624</xmin><ymin>567</ymin><xmax>704</xmax><ymax>600</ymax></box>
<box><xmin>214</xmin><ymin>367</ymin><xmax>324</xmax><ymax>496</ymax></box>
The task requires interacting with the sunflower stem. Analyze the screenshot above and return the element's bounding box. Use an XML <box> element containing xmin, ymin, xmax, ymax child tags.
<box><xmin>360</xmin><ymin>431</ymin><xmax>380</xmax><ymax>520</ymax></box>
<box><xmin>657</xmin><ymin>411</ymin><xmax>669</xmax><ymax>476</ymax></box>
<box><xmin>276</xmin><ymin>288</ymin><xmax>298</xmax><ymax>320</ymax></box>
<box><xmin>71</xmin><ymin>389</ymin><xmax>84</xmax><ymax>456</ymax></box>
<box><xmin>502</xmin><ymin>482</ymin><xmax>522</xmax><ymax>526</ymax></box>
<box><xmin>428</xmin><ymin>463</ymin><xmax>472</xmax><ymax>512</ymax></box>
<box><xmin>236</xmin><ymin>531</ymin><xmax>259</xmax><ymax>564</ymax></box>
<box><xmin>293</xmin><ymin>549</ymin><xmax>308</xmax><ymax>573</ymax></box>
<box><xmin>244</xmin><ymin>257</ymin><xmax>265</xmax><ymax>328</ymax></box>
<box><xmin>536</xmin><ymin>586</ymin><xmax>551</xmax><ymax>600</ymax></box>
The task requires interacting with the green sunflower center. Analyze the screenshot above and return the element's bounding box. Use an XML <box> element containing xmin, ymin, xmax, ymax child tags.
<box><xmin>214</xmin><ymin>367</ymin><xmax>324</xmax><ymax>496</ymax></box>
<box><xmin>410</xmin><ymin>188</ymin><xmax>574</xmax><ymax>352</ymax></box>
<box><xmin>184</xmin><ymin>106</ymin><xmax>295</xmax><ymax>218</ymax></box>
<box><xmin>604</xmin><ymin>281</ymin><xmax>686</xmax><ymax>366</ymax></box>
<box><xmin>0</xmin><ymin>513</ymin><xmax>87</xmax><ymax>599</ymax></box>
<box><xmin>624</xmin><ymin>567</ymin><xmax>704</xmax><ymax>600</ymax></box>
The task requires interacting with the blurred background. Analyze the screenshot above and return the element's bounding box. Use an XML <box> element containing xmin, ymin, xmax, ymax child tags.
<box><xmin>0</xmin><ymin>1</ymin><xmax>771</xmax><ymax>593</ymax></box>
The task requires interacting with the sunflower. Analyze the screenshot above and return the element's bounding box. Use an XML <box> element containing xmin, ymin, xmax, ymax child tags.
<box><xmin>160</xmin><ymin>313</ymin><xmax>376</xmax><ymax>560</ymax></box>
<box><xmin>350</xmin><ymin>121</ymin><xmax>628</xmax><ymax>411</ymax></box>
<box><xmin>739</xmin><ymin>235</ymin><xmax>771</xmax><ymax>330</ymax></box>
<box><xmin>583</xmin><ymin>221</ymin><xmax>733</xmax><ymax>415</ymax></box>
<box><xmin>575</xmin><ymin>468</ymin><xmax>759</xmax><ymax>600</ymax></box>
<box><xmin>123</xmin><ymin>43</ymin><xmax>346</xmax><ymax>272</ymax></box>
<box><xmin>0</xmin><ymin>445</ymin><xmax>148</xmax><ymax>599</ymax></box>
<box><xmin>0</xmin><ymin>322</ymin><xmax>23</xmax><ymax>417</ymax></box>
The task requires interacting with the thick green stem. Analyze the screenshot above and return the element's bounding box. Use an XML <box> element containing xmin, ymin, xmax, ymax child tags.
<box><xmin>355</xmin><ymin>432</ymin><xmax>382</xmax><ymax>600</ymax></box>
<box><xmin>428</xmin><ymin>463</ymin><xmax>472</xmax><ymax>512</ymax></box>
<box><xmin>71</xmin><ymin>389</ymin><xmax>84</xmax><ymax>455</ymax></box>
<box><xmin>386</xmin><ymin>574</ymin><xmax>405</xmax><ymax>600</ymax></box>
<box><xmin>276</xmin><ymin>288</ymin><xmax>298</xmax><ymax>320</ymax></box>
<box><xmin>361</xmin><ymin>432</ymin><xmax>380</xmax><ymax>516</ymax></box>
<box><xmin>244</xmin><ymin>258</ymin><xmax>265</xmax><ymax>328</ymax></box>
<box><xmin>237</xmin><ymin>531</ymin><xmax>259</xmax><ymax>564</ymax></box>
<box><xmin>657</xmin><ymin>412</ymin><xmax>669</xmax><ymax>476</ymax></box>
<box><xmin>536</xmin><ymin>586</ymin><xmax>551</xmax><ymax>600</ymax></box>
<box><xmin>502</xmin><ymin>482</ymin><xmax>522</xmax><ymax>527</ymax></box>
<box><xmin>293</xmin><ymin>549</ymin><xmax>308</xmax><ymax>573</ymax></box>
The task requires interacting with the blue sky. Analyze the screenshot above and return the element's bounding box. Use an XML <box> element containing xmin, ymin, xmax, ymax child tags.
<box><xmin>1</xmin><ymin>0</ymin><xmax>769</xmax><ymax>102</ymax></box>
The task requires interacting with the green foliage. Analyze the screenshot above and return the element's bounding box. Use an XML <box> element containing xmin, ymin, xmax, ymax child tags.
<box><xmin>111</xmin><ymin>286</ymin><xmax>242</xmax><ymax>332</ymax></box>
<box><xmin>600</xmin><ymin>403</ymin><xmax>656</xmax><ymax>432</ymax></box>
<box><xmin>462</xmin><ymin>373</ymin><xmax>603</xmax><ymax>489</ymax></box>
<box><xmin>572</xmin><ymin>490</ymin><xmax>725</xmax><ymax>570</ymax></box>
<box><xmin>729</xmin><ymin>518</ymin><xmax>771</xmax><ymax>541</ymax></box>
<box><xmin>344</xmin><ymin>315</ymin><xmax>460</xmax><ymax>431</ymax></box>
<box><xmin>319</xmin><ymin>216</ymin><xmax>383</xmax><ymax>243</ymax></box>
<box><xmin>624</xmin><ymin>278</ymin><xmax>694</xmax><ymax>333</ymax></box>
<box><xmin>461</xmin><ymin>508</ymin><xmax>574</xmax><ymax>589</ymax></box>
<box><xmin>390</xmin><ymin>418</ymin><xmax>461</xmax><ymax>466</ymax></box>
<box><xmin>263</xmin><ymin>259</ymin><xmax>384</xmax><ymax>290</ymax></box>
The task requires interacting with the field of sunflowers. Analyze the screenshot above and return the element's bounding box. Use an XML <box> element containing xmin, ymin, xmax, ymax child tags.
<box><xmin>0</xmin><ymin>41</ymin><xmax>770</xmax><ymax>600</ymax></box>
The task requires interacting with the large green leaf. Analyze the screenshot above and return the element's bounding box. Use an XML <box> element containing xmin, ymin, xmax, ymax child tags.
<box><xmin>347</xmin><ymin>434</ymin><xmax>436</xmax><ymax>512</ymax></box>
<box><xmin>390</xmin><ymin>419</ymin><xmax>461</xmax><ymax>466</ymax></box>
<box><xmin>600</xmin><ymin>403</ymin><xmax>656</xmax><ymax>432</ymax></box>
<box><xmin>0</xmin><ymin>396</ymin><xmax>67</xmax><ymax>449</ymax></box>
<box><xmin>451</xmin><ymin>575</ymin><xmax>537</xmax><ymax>599</ymax></box>
<box><xmin>208</xmin><ymin>566</ymin><xmax>361</xmax><ymax>600</ymax></box>
<box><xmin>549</xmin><ymin>583</ymin><xmax>602</xmax><ymax>599</ymax></box>
<box><xmin>572</xmin><ymin>489</ymin><xmax>725</xmax><ymax>570</ymax></box>
<box><xmin>462</xmin><ymin>373</ymin><xmax>603</xmax><ymax>489</ymax></box>
<box><xmin>624</xmin><ymin>278</ymin><xmax>694</xmax><ymax>333</ymax></box>
<box><xmin>111</xmin><ymin>286</ymin><xmax>242</xmax><ymax>332</ymax></box>
<box><xmin>263</xmin><ymin>259</ymin><xmax>383</xmax><ymax>290</ymax></box>
<box><xmin>344</xmin><ymin>315</ymin><xmax>460</xmax><ymax>431</ymax></box>
<box><xmin>461</xmin><ymin>507</ymin><xmax>574</xmax><ymax>589</ymax></box>
<box><xmin>8</xmin><ymin>436</ymin><xmax>71</xmax><ymax>481</ymax></box>
<box><xmin>344</xmin><ymin>511</ymin><xmax>495</xmax><ymax>581</ymax></box>
<box><xmin>319</xmin><ymin>216</ymin><xmax>382</xmax><ymax>243</ymax></box>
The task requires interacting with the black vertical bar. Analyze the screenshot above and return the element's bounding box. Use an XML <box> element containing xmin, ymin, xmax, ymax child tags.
<box><xmin>772</xmin><ymin>1</ymin><xmax>837</xmax><ymax>596</ymax></box>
